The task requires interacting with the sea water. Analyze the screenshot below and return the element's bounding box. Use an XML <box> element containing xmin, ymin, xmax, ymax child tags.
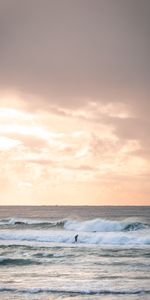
<box><xmin>0</xmin><ymin>206</ymin><xmax>150</xmax><ymax>300</ymax></box>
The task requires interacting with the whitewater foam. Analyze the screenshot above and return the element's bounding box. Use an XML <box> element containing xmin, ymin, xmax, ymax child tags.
<box><xmin>0</xmin><ymin>228</ymin><xmax>150</xmax><ymax>246</ymax></box>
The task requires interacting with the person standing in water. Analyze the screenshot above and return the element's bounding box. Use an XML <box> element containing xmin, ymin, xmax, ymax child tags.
<box><xmin>74</xmin><ymin>234</ymin><xmax>78</xmax><ymax>243</ymax></box>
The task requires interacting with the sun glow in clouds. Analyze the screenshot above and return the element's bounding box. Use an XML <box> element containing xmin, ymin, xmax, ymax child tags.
<box><xmin>0</xmin><ymin>136</ymin><xmax>20</xmax><ymax>150</ymax></box>
<box><xmin>0</xmin><ymin>97</ymin><xmax>149</xmax><ymax>205</ymax></box>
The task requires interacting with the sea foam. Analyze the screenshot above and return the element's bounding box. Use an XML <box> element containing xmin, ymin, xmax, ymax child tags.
<box><xmin>0</xmin><ymin>228</ymin><xmax>150</xmax><ymax>246</ymax></box>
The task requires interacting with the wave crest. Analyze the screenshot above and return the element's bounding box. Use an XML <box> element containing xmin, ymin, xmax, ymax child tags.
<box><xmin>0</xmin><ymin>218</ymin><xmax>65</xmax><ymax>228</ymax></box>
<box><xmin>64</xmin><ymin>218</ymin><xmax>149</xmax><ymax>232</ymax></box>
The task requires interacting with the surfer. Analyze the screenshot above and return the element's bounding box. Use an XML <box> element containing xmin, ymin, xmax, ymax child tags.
<box><xmin>74</xmin><ymin>234</ymin><xmax>78</xmax><ymax>243</ymax></box>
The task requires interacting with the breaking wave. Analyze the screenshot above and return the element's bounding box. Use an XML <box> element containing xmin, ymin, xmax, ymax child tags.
<box><xmin>64</xmin><ymin>218</ymin><xmax>149</xmax><ymax>232</ymax></box>
<box><xmin>0</xmin><ymin>217</ymin><xmax>149</xmax><ymax>232</ymax></box>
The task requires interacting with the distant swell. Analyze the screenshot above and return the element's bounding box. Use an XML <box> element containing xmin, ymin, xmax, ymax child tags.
<box><xmin>0</xmin><ymin>287</ymin><xmax>150</xmax><ymax>295</ymax></box>
<box><xmin>0</xmin><ymin>218</ymin><xmax>65</xmax><ymax>228</ymax></box>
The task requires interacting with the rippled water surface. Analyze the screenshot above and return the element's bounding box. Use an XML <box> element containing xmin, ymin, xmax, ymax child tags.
<box><xmin>0</xmin><ymin>206</ymin><xmax>150</xmax><ymax>300</ymax></box>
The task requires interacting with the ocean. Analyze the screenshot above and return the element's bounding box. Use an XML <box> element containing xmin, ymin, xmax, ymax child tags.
<box><xmin>0</xmin><ymin>206</ymin><xmax>150</xmax><ymax>300</ymax></box>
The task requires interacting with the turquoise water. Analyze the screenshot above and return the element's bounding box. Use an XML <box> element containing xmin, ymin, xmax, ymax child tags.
<box><xmin>0</xmin><ymin>206</ymin><xmax>150</xmax><ymax>300</ymax></box>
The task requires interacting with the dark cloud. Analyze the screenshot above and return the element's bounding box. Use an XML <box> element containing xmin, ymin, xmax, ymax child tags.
<box><xmin>112</xmin><ymin>116</ymin><xmax>150</xmax><ymax>154</ymax></box>
<box><xmin>114</xmin><ymin>118</ymin><xmax>150</xmax><ymax>141</ymax></box>
<box><xmin>0</xmin><ymin>0</ymin><xmax>150</xmax><ymax>110</ymax></box>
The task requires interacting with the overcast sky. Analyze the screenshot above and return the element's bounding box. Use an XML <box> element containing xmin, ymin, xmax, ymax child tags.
<box><xmin>0</xmin><ymin>0</ymin><xmax>150</xmax><ymax>205</ymax></box>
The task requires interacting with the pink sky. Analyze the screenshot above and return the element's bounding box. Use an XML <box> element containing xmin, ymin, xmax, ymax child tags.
<box><xmin>0</xmin><ymin>1</ymin><xmax>150</xmax><ymax>205</ymax></box>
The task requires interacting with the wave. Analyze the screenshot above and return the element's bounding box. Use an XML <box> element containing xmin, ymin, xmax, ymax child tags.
<box><xmin>0</xmin><ymin>286</ymin><xmax>150</xmax><ymax>295</ymax></box>
<box><xmin>0</xmin><ymin>217</ymin><xmax>149</xmax><ymax>232</ymax></box>
<box><xmin>64</xmin><ymin>218</ymin><xmax>150</xmax><ymax>232</ymax></box>
<box><xmin>0</xmin><ymin>258</ymin><xmax>41</xmax><ymax>266</ymax></box>
<box><xmin>0</xmin><ymin>218</ymin><xmax>65</xmax><ymax>228</ymax></box>
<box><xmin>0</xmin><ymin>229</ymin><xmax>150</xmax><ymax>245</ymax></box>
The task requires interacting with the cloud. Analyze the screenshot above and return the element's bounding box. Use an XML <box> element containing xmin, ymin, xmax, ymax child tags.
<box><xmin>5</xmin><ymin>133</ymin><xmax>48</xmax><ymax>149</ymax></box>
<box><xmin>0</xmin><ymin>0</ymin><xmax>150</xmax><ymax>110</ymax></box>
<box><xmin>113</xmin><ymin>117</ymin><xmax>150</xmax><ymax>156</ymax></box>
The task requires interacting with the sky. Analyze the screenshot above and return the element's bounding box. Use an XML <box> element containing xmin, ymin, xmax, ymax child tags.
<box><xmin>0</xmin><ymin>0</ymin><xmax>150</xmax><ymax>205</ymax></box>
